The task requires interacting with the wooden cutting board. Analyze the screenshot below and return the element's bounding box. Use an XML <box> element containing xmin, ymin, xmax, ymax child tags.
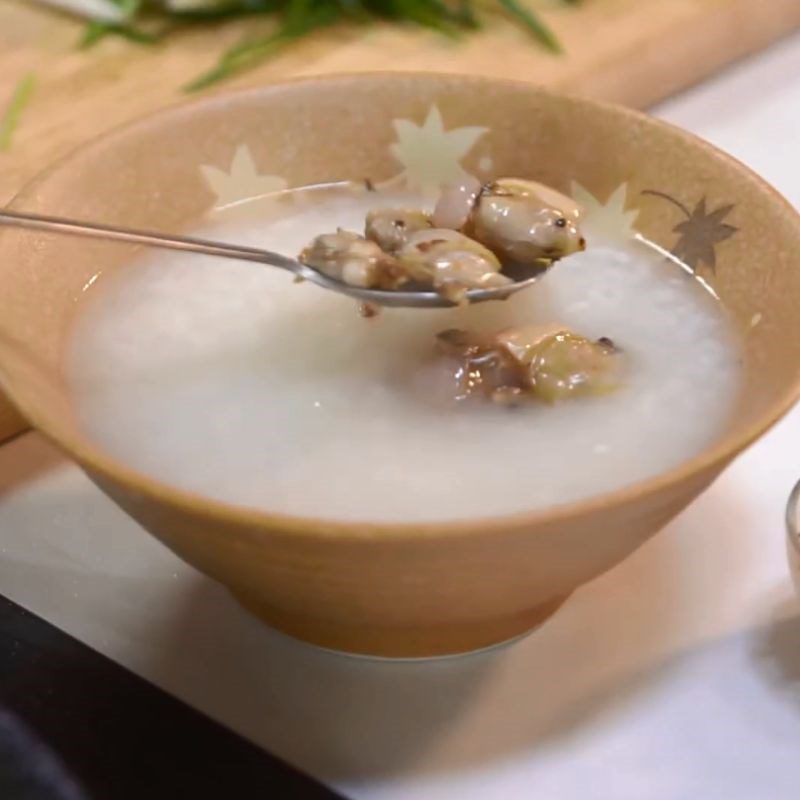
<box><xmin>1</xmin><ymin>0</ymin><xmax>799</xmax><ymax>441</ymax></box>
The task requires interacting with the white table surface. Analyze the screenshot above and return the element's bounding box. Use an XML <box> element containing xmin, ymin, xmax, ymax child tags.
<box><xmin>3</xmin><ymin>34</ymin><xmax>800</xmax><ymax>800</ymax></box>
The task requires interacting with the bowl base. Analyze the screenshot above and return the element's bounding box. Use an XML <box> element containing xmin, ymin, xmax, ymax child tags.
<box><xmin>231</xmin><ymin>590</ymin><xmax>570</xmax><ymax>659</ymax></box>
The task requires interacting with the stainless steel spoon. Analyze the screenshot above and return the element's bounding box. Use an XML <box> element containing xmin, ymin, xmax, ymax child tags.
<box><xmin>0</xmin><ymin>209</ymin><xmax>546</xmax><ymax>309</ymax></box>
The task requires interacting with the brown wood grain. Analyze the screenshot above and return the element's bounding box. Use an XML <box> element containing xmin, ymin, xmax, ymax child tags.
<box><xmin>0</xmin><ymin>0</ymin><xmax>799</xmax><ymax>442</ymax></box>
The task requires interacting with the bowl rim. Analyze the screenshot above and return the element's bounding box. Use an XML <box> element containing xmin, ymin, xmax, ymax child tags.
<box><xmin>786</xmin><ymin>478</ymin><xmax>800</xmax><ymax>557</ymax></box>
<box><xmin>3</xmin><ymin>70</ymin><xmax>800</xmax><ymax>540</ymax></box>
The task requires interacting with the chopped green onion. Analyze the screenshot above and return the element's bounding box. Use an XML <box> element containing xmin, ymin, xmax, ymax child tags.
<box><xmin>497</xmin><ymin>0</ymin><xmax>561</xmax><ymax>53</ymax></box>
<box><xmin>0</xmin><ymin>73</ymin><xmax>36</xmax><ymax>152</ymax></box>
<box><xmin>79</xmin><ymin>20</ymin><xmax>162</xmax><ymax>47</ymax></box>
<box><xmin>185</xmin><ymin>3</ymin><xmax>339</xmax><ymax>91</ymax></box>
<box><xmin>50</xmin><ymin>0</ymin><xmax>581</xmax><ymax>91</ymax></box>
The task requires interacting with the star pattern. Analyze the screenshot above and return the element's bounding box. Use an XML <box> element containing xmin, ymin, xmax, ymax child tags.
<box><xmin>200</xmin><ymin>145</ymin><xmax>288</xmax><ymax>209</ymax></box>
<box><xmin>388</xmin><ymin>106</ymin><xmax>487</xmax><ymax>196</ymax></box>
<box><xmin>571</xmin><ymin>181</ymin><xmax>640</xmax><ymax>241</ymax></box>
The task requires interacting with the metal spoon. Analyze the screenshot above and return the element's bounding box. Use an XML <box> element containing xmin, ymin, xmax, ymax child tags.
<box><xmin>0</xmin><ymin>209</ymin><xmax>546</xmax><ymax>309</ymax></box>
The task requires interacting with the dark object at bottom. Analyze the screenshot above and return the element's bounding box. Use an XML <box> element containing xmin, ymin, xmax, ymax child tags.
<box><xmin>0</xmin><ymin>596</ymin><xmax>345</xmax><ymax>800</ymax></box>
<box><xmin>0</xmin><ymin>710</ymin><xmax>87</xmax><ymax>800</ymax></box>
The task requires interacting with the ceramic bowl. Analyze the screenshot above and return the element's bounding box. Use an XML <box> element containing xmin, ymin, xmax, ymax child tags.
<box><xmin>2</xmin><ymin>73</ymin><xmax>800</xmax><ymax>658</ymax></box>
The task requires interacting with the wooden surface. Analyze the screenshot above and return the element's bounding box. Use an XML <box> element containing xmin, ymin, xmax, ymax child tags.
<box><xmin>1</xmin><ymin>0</ymin><xmax>799</xmax><ymax>442</ymax></box>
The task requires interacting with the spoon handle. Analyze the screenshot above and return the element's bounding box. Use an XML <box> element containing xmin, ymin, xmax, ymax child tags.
<box><xmin>0</xmin><ymin>209</ymin><xmax>300</xmax><ymax>273</ymax></box>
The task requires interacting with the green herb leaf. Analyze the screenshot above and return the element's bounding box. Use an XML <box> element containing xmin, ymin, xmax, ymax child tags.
<box><xmin>498</xmin><ymin>0</ymin><xmax>561</xmax><ymax>52</ymax></box>
<box><xmin>79</xmin><ymin>19</ymin><xmax>161</xmax><ymax>47</ymax></box>
<box><xmin>454</xmin><ymin>0</ymin><xmax>480</xmax><ymax>29</ymax></box>
<box><xmin>387</xmin><ymin>0</ymin><xmax>460</xmax><ymax>35</ymax></box>
<box><xmin>184</xmin><ymin>3</ymin><xmax>340</xmax><ymax>91</ymax></box>
<box><xmin>59</xmin><ymin>0</ymin><xmax>581</xmax><ymax>91</ymax></box>
<box><xmin>0</xmin><ymin>73</ymin><xmax>36</xmax><ymax>152</ymax></box>
<box><xmin>109</xmin><ymin>0</ymin><xmax>142</xmax><ymax>16</ymax></box>
<box><xmin>334</xmin><ymin>0</ymin><xmax>372</xmax><ymax>23</ymax></box>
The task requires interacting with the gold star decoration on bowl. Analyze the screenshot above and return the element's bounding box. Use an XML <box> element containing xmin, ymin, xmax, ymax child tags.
<box><xmin>200</xmin><ymin>145</ymin><xmax>288</xmax><ymax>209</ymax></box>
<box><xmin>570</xmin><ymin>181</ymin><xmax>641</xmax><ymax>242</ymax></box>
<box><xmin>384</xmin><ymin>106</ymin><xmax>488</xmax><ymax>197</ymax></box>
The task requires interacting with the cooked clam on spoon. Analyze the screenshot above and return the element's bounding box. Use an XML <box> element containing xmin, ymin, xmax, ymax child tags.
<box><xmin>365</xmin><ymin>208</ymin><xmax>433</xmax><ymax>253</ymax></box>
<box><xmin>298</xmin><ymin>175</ymin><xmax>586</xmax><ymax>305</ymax></box>
<box><xmin>434</xmin><ymin>176</ymin><xmax>586</xmax><ymax>265</ymax></box>
<box><xmin>396</xmin><ymin>229</ymin><xmax>511</xmax><ymax>305</ymax></box>
<box><xmin>300</xmin><ymin>229</ymin><xmax>406</xmax><ymax>290</ymax></box>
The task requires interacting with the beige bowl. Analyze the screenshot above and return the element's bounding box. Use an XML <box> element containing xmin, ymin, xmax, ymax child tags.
<box><xmin>1</xmin><ymin>73</ymin><xmax>800</xmax><ymax>658</ymax></box>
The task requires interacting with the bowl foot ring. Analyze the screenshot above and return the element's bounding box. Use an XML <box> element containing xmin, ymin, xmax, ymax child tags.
<box><xmin>232</xmin><ymin>590</ymin><xmax>571</xmax><ymax>661</ymax></box>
